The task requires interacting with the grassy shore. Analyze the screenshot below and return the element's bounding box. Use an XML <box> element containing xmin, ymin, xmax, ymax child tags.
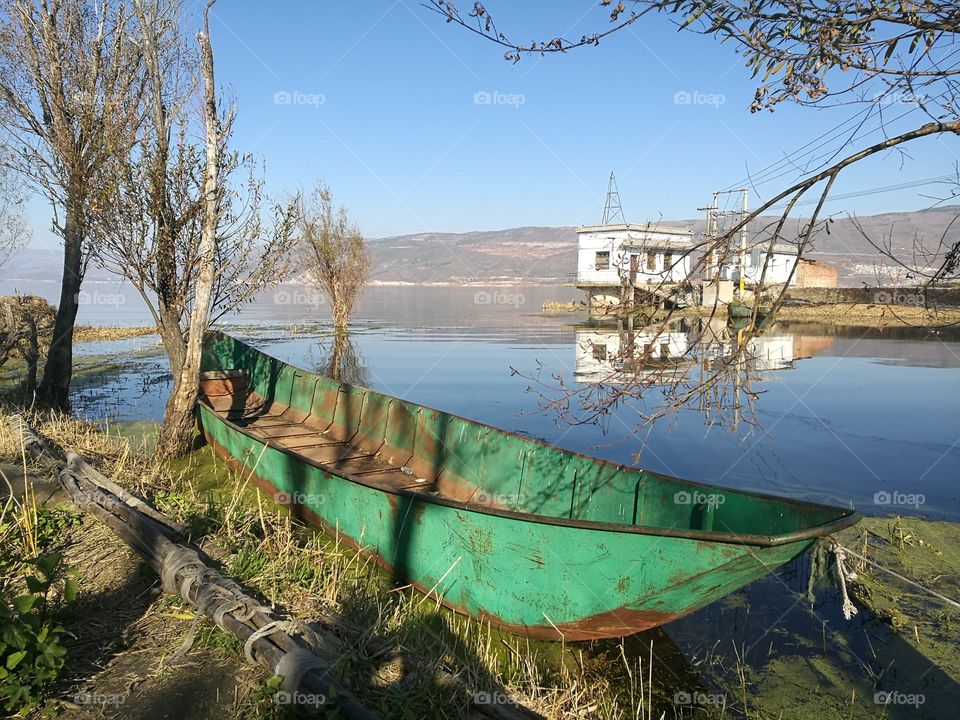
<box><xmin>0</xmin><ymin>413</ymin><xmax>689</xmax><ymax>719</ymax></box>
<box><xmin>543</xmin><ymin>300</ymin><xmax>960</xmax><ymax>328</ymax></box>
<box><xmin>72</xmin><ymin>325</ymin><xmax>158</xmax><ymax>343</ymax></box>
<box><xmin>2</xmin><ymin>413</ymin><xmax>958</xmax><ymax>719</ymax></box>
<box><xmin>774</xmin><ymin>302</ymin><xmax>960</xmax><ymax>327</ymax></box>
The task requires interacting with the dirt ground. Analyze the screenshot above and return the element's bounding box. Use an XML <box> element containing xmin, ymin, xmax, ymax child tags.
<box><xmin>2</xmin><ymin>458</ymin><xmax>262</xmax><ymax>719</ymax></box>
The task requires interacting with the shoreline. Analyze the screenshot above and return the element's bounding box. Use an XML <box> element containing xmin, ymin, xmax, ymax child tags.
<box><xmin>542</xmin><ymin>301</ymin><xmax>960</xmax><ymax>329</ymax></box>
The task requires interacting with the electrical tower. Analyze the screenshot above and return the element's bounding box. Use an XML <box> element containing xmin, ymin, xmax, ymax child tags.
<box><xmin>602</xmin><ymin>171</ymin><xmax>626</xmax><ymax>225</ymax></box>
<box><xmin>699</xmin><ymin>188</ymin><xmax>748</xmax><ymax>288</ymax></box>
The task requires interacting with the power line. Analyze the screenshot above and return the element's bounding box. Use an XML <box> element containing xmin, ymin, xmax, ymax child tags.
<box><xmin>722</xmin><ymin>58</ymin><xmax>960</xmax><ymax>194</ymax></box>
<box><xmin>765</xmin><ymin>173</ymin><xmax>957</xmax><ymax>211</ymax></box>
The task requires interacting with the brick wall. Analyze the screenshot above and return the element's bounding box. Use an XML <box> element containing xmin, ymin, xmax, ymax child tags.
<box><xmin>796</xmin><ymin>259</ymin><xmax>838</xmax><ymax>288</ymax></box>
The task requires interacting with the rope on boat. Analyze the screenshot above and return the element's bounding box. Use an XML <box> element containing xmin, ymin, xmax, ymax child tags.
<box><xmin>832</xmin><ymin>544</ymin><xmax>859</xmax><ymax>620</ymax></box>
<box><xmin>831</xmin><ymin>540</ymin><xmax>960</xmax><ymax>611</ymax></box>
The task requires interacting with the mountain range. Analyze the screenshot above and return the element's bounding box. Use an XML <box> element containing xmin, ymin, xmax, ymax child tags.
<box><xmin>364</xmin><ymin>206</ymin><xmax>958</xmax><ymax>286</ymax></box>
<box><xmin>5</xmin><ymin>206</ymin><xmax>958</xmax><ymax>288</ymax></box>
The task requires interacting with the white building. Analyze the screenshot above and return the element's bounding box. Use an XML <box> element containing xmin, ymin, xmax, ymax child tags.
<box><xmin>576</xmin><ymin>224</ymin><xmax>693</xmax><ymax>308</ymax></box>
<box><xmin>716</xmin><ymin>243</ymin><xmax>800</xmax><ymax>287</ymax></box>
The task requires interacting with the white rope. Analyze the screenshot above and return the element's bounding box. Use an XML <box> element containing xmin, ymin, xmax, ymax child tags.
<box><xmin>832</xmin><ymin>545</ymin><xmax>859</xmax><ymax>620</ymax></box>
<box><xmin>832</xmin><ymin>541</ymin><xmax>960</xmax><ymax>610</ymax></box>
<box><xmin>244</xmin><ymin>620</ymin><xmax>288</xmax><ymax>662</ymax></box>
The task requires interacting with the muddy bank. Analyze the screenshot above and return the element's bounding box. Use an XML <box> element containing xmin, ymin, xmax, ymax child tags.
<box><xmin>774</xmin><ymin>302</ymin><xmax>960</xmax><ymax>327</ymax></box>
<box><xmin>542</xmin><ymin>300</ymin><xmax>960</xmax><ymax>328</ymax></box>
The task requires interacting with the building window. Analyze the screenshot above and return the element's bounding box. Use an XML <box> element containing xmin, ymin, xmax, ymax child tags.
<box><xmin>664</xmin><ymin>251</ymin><xmax>673</xmax><ymax>271</ymax></box>
<box><xmin>592</xmin><ymin>343</ymin><xmax>607</xmax><ymax>361</ymax></box>
<box><xmin>646</xmin><ymin>251</ymin><xmax>656</xmax><ymax>270</ymax></box>
<box><xmin>595</xmin><ymin>251</ymin><xmax>610</xmax><ymax>270</ymax></box>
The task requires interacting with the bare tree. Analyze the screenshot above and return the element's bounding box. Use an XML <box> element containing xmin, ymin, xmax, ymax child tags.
<box><xmin>298</xmin><ymin>182</ymin><xmax>370</xmax><ymax>332</ymax></box>
<box><xmin>0</xmin><ymin>0</ymin><xmax>145</xmax><ymax>409</ymax></box>
<box><xmin>0</xmin><ymin>162</ymin><xmax>27</xmax><ymax>269</ymax></box>
<box><xmin>160</xmin><ymin>0</ymin><xmax>221</xmax><ymax>459</ymax></box>
<box><xmin>430</xmin><ymin>1</ymin><xmax>960</xmax><ymax>441</ymax></box>
<box><xmin>93</xmin><ymin>0</ymin><xmax>298</xmax><ymax>458</ymax></box>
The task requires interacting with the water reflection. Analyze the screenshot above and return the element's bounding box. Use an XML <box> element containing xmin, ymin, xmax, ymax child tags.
<box><xmin>316</xmin><ymin>333</ymin><xmax>369</xmax><ymax>386</ymax></box>
<box><xmin>61</xmin><ymin>289</ymin><xmax>960</xmax><ymax>521</ymax></box>
<box><xmin>570</xmin><ymin>316</ymin><xmax>837</xmax><ymax>432</ymax></box>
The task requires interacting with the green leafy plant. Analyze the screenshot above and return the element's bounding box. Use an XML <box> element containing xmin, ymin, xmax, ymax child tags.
<box><xmin>0</xmin><ymin>552</ymin><xmax>76</xmax><ymax>713</ymax></box>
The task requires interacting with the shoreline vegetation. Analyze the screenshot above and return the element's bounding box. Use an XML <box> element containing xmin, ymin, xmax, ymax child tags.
<box><xmin>542</xmin><ymin>300</ymin><xmax>960</xmax><ymax>328</ymax></box>
<box><xmin>72</xmin><ymin>326</ymin><xmax>159</xmax><ymax>343</ymax></box>
<box><xmin>0</xmin><ymin>412</ymin><xmax>957</xmax><ymax>718</ymax></box>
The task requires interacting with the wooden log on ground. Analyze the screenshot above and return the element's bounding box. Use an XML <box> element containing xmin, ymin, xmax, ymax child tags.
<box><xmin>13</xmin><ymin>416</ymin><xmax>543</xmax><ymax>720</ymax></box>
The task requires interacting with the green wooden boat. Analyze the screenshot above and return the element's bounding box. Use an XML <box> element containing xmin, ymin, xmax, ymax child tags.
<box><xmin>198</xmin><ymin>332</ymin><xmax>859</xmax><ymax>641</ymax></box>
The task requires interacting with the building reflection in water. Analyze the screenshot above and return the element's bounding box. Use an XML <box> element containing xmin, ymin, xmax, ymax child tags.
<box><xmin>572</xmin><ymin>316</ymin><xmax>825</xmax><ymax>430</ymax></box>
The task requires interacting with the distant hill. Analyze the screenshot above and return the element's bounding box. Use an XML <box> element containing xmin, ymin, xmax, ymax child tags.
<box><xmin>367</xmin><ymin>226</ymin><xmax>577</xmax><ymax>284</ymax></box>
<box><xmin>5</xmin><ymin>206</ymin><xmax>958</xmax><ymax>288</ymax></box>
<box><xmin>365</xmin><ymin>206</ymin><xmax>960</xmax><ymax>286</ymax></box>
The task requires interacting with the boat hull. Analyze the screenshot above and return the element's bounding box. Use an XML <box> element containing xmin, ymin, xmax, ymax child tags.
<box><xmin>199</xmin><ymin>402</ymin><xmax>825</xmax><ymax>640</ymax></box>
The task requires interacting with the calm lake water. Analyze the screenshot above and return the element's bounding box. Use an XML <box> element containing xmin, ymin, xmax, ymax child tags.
<box><xmin>11</xmin><ymin>282</ymin><xmax>960</xmax><ymax>717</ymax></box>
<box><xmin>56</xmin><ymin>283</ymin><xmax>960</xmax><ymax>523</ymax></box>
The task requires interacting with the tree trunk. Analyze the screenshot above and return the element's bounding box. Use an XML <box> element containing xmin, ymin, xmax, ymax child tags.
<box><xmin>156</xmin><ymin>306</ymin><xmax>186</xmax><ymax>381</ymax></box>
<box><xmin>156</xmin><ymin>5</ymin><xmax>220</xmax><ymax>459</ymax></box>
<box><xmin>39</xmin><ymin>197</ymin><xmax>83</xmax><ymax>409</ymax></box>
<box><xmin>23</xmin><ymin>310</ymin><xmax>39</xmax><ymax>396</ymax></box>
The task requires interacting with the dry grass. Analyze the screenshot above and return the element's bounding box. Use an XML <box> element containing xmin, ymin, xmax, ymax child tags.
<box><xmin>774</xmin><ymin>302</ymin><xmax>960</xmax><ymax>327</ymax></box>
<box><xmin>73</xmin><ymin>326</ymin><xmax>158</xmax><ymax>343</ymax></box>
<box><xmin>1</xmin><ymin>412</ymin><xmax>729</xmax><ymax>719</ymax></box>
<box><xmin>541</xmin><ymin>302</ymin><xmax>586</xmax><ymax>312</ymax></box>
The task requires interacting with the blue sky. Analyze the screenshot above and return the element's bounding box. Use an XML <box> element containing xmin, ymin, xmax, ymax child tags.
<box><xmin>24</xmin><ymin>1</ymin><xmax>958</xmax><ymax>248</ymax></box>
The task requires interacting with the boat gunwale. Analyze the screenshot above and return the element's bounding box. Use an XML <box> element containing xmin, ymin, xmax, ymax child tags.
<box><xmin>197</xmin><ymin>335</ymin><xmax>860</xmax><ymax>547</ymax></box>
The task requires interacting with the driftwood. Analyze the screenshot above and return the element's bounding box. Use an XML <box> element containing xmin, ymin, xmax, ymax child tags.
<box><xmin>12</xmin><ymin>416</ymin><xmax>542</xmax><ymax>720</ymax></box>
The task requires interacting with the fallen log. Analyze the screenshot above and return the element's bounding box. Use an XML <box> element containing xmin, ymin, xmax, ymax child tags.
<box><xmin>12</xmin><ymin>416</ymin><xmax>543</xmax><ymax>720</ymax></box>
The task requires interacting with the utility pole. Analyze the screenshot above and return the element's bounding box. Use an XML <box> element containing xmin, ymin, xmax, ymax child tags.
<box><xmin>739</xmin><ymin>188</ymin><xmax>748</xmax><ymax>297</ymax></box>
<box><xmin>696</xmin><ymin>192</ymin><xmax>720</xmax><ymax>280</ymax></box>
<box><xmin>701</xmin><ymin>188</ymin><xmax>749</xmax><ymax>291</ymax></box>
